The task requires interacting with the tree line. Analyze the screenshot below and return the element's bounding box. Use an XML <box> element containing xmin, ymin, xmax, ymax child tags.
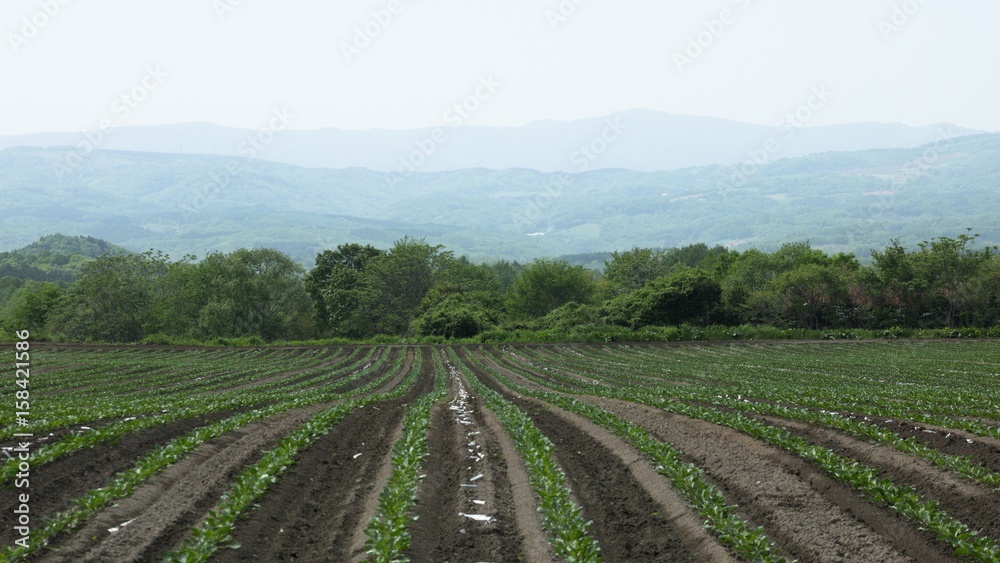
<box><xmin>6</xmin><ymin>232</ymin><xmax>999</xmax><ymax>343</ymax></box>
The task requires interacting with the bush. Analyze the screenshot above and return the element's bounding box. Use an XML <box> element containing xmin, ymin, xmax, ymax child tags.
<box><xmin>534</xmin><ymin>302</ymin><xmax>603</xmax><ymax>331</ymax></box>
<box><xmin>410</xmin><ymin>294</ymin><xmax>493</xmax><ymax>339</ymax></box>
<box><xmin>602</xmin><ymin>268</ymin><xmax>721</xmax><ymax>329</ymax></box>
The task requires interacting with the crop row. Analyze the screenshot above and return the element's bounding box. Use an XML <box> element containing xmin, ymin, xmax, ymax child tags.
<box><xmin>504</xmin><ymin>346</ymin><xmax>1000</xmax><ymax>490</ymax></box>
<box><xmin>1</xmin><ymin>348</ymin><xmax>413</xmax><ymax>561</ymax></box>
<box><xmin>463</xmin><ymin>351</ymin><xmax>784</xmax><ymax>562</ymax></box>
<box><xmin>2</xmin><ymin>347</ymin><xmax>352</xmax><ymax>428</ymax></box>
<box><xmin>363</xmin><ymin>349</ymin><xmax>448</xmax><ymax>561</ymax></box>
<box><xmin>168</xmin><ymin>351</ymin><xmax>429</xmax><ymax>561</ymax></box>
<box><xmin>512</xmin><ymin>344</ymin><xmax>1000</xmax><ymax>440</ymax></box>
<box><xmin>484</xmin><ymin>345</ymin><xmax>1000</xmax><ymax>561</ymax></box>
<box><xmin>1</xmin><ymin>347</ymin><xmax>394</xmax><ymax>485</ymax></box>
<box><xmin>451</xmin><ymin>349</ymin><xmax>603</xmax><ymax>561</ymax></box>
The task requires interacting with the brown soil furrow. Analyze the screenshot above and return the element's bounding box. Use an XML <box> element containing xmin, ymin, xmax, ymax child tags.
<box><xmin>407</xmin><ymin>359</ymin><xmax>528</xmax><ymax>562</ymax></box>
<box><xmin>218</xmin><ymin>404</ymin><xmax>405</xmax><ymax>563</ymax></box>
<box><xmin>36</xmin><ymin>404</ymin><xmax>326</xmax><ymax>563</ymax></box>
<box><xmin>754</xmin><ymin>414</ymin><xmax>1000</xmax><ymax>540</ymax></box>
<box><xmin>467</xmin><ymin>350</ymin><xmax>730</xmax><ymax>562</ymax></box>
<box><xmin>214</xmin><ymin>348</ymin><xmax>431</xmax><ymax>562</ymax></box>
<box><xmin>0</xmin><ymin>408</ymin><xmax>239</xmax><ymax>547</ymax></box>
<box><xmin>592</xmin><ymin>397</ymin><xmax>957</xmax><ymax>563</ymax></box>
<box><xmin>344</xmin><ymin>412</ymin><xmax>407</xmax><ymax>563</ymax></box>
<box><xmin>473</xmin><ymin>380</ymin><xmax>560</xmax><ymax>562</ymax></box>
<box><xmin>867</xmin><ymin>419</ymin><xmax>1000</xmax><ymax>473</ymax></box>
<box><xmin>512</xmin><ymin>398</ymin><xmax>719</xmax><ymax>562</ymax></box>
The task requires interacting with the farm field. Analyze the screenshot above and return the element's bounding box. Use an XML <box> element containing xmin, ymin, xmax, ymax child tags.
<box><xmin>2</xmin><ymin>341</ymin><xmax>1000</xmax><ymax>562</ymax></box>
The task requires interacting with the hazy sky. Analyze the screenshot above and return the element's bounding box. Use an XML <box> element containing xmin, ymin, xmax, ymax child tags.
<box><xmin>3</xmin><ymin>1</ymin><xmax>998</xmax><ymax>135</ymax></box>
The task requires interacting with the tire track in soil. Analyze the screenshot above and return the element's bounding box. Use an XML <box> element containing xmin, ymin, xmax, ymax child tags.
<box><xmin>753</xmin><ymin>414</ymin><xmax>1000</xmax><ymax>541</ymax></box>
<box><xmin>213</xmin><ymin>347</ymin><xmax>431</xmax><ymax>563</ymax></box>
<box><xmin>406</xmin><ymin>355</ymin><xmax>528</xmax><ymax>563</ymax></box>
<box><xmin>0</xmin><ymin>408</ymin><xmax>240</xmax><ymax>547</ymax></box>
<box><xmin>466</xmin><ymin>349</ymin><xmax>728</xmax><ymax>563</ymax></box>
<box><xmin>590</xmin><ymin>397</ymin><xmax>959</xmax><ymax>563</ymax></box>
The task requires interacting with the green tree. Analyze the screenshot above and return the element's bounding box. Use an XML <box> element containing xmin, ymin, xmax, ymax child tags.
<box><xmin>305</xmin><ymin>243</ymin><xmax>385</xmax><ymax>336</ymax></box>
<box><xmin>436</xmin><ymin>255</ymin><xmax>503</xmax><ymax>303</ymax></box>
<box><xmin>11</xmin><ymin>282</ymin><xmax>63</xmax><ymax>335</ymax></box>
<box><xmin>867</xmin><ymin>238</ymin><xmax>930</xmax><ymax>326</ymax></box>
<box><xmin>765</xmin><ymin>263</ymin><xmax>849</xmax><ymax>329</ymax></box>
<box><xmin>510</xmin><ymin>259</ymin><xmax>596</xmax><ymax>318</ymax></box>
<box><xmin>486</xmin><ymin>260</ymin><xmax>524</xmax><ymax>295</ymax></box>
<box><xmin>914</xmin><ymin>231</ymin><xmax>994</xmax><ymax>327</ymax></box>
<box><xmin>49</xmin><ymin>251</ymin><xmax>168</xmax><ymax>342</ymax></box>
<box><xmin>363</xmin><ymin>237</ymin><xmax>449</xmax><ymax>336</ymax></box>
<box><xmin>202</xmin><ymin>248</ymin><xmax>313</xmax><ymax>341</ymax></box>
<box><xmin>954</xmin><ymin>255</ymin><xmax>1000</xmax><ymax>326</ymax></box>
<box><xmin>603</xmin><ymin>248</ymin><xmax>673</xmax><ymax>298</ymax></box>
<box><xmin>535</xmin><ymin>302</ymin><xmax>603</xmax><ymax>331</ymax></box>
<box><xmin>154</xmin><ymin>255</ymin><xmax>200</xmax><ymax>337</ymax></box>
<box><xmin>769</xmin><ymin>241</ymin><xmax>830</xmax><ymax>272</ymax></box>
<box><xmin>410</xmin><ymin>290</ymin><xmax>493</xmax><ymax>339</ymax></box>
<box><xmin>868</xmin><ymin>232</ymin><xmax>995</xmax><ymax>328</ymax></box>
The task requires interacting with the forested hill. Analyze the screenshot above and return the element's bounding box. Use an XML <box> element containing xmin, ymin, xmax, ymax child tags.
<box><xmin>0</xmin><ymin>234</ymin><xmax>129</xmax><ymax>283</ymax></box>
<box><xmin>0</xmin><ymin>235</ymin><xmax>131</xmax><ymax>325</ymax></box>
<box><xmin>2</xmin><ymin>133</ymin><xmax>999</xmax><ymax>262</ymax></box>
<box><xmin>15</xmin><ymin>234</ymin><xmax>129</xmax><ymax>258</ymax></box>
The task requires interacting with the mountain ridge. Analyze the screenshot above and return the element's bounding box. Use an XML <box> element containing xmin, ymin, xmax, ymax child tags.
<box><xmin>0</xmin><ymin>110</ymin><xmax>983</xmax><ymax>173</ymax></box>
<box><xmin>2</xmin><ymin>132</ymin><xmax>998</xmax><ymax>262</ymax></box>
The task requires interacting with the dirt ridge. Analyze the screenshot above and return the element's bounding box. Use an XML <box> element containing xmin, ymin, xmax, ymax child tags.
<box><xmin>407</xmin><ymin>356</ymin><xmax>531</xmax><ymax>562</ymax></box>
<box><xmin>468</xmin><ymin>348</ymin><xmax>728</xmax><ymax>562</ymax></box>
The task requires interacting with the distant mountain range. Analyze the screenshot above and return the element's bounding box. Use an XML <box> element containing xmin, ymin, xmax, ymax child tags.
<box><xmin>0</xmin><ymin>110</ymin><xmax>983</xmax><ymax>173</ymax></box>
<box><xmin>2</xmin><ymin>132</ymin><xmax>998</xmax><ymax>263</ymax></box>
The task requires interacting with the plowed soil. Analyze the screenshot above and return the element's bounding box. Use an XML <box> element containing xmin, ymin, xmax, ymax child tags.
<box><xmin>466</xmin><ymin>350</ymin><xmax>734</xmax><ymax>562</ymax></box>
<box><xmin>214</xmin><ymin>349</ymin><xmax>428</xmax><ymax>562</ymax></box>
<box><xmin>5</xmin><ymin>342</ymin><xmax>998</xmax><ymax>562</ymax></box>
<box><xmin>588</xmin><ymin>397</ymin><xmax>956</xmax><ymax>562</ymax></box>
<box><xmin>406</xmin><ymin>363</ymin><xmax>530</xmax><ymax>562</ymax></box>
<box><xmin>0</xmin><ymin>408</ymin><xmax>239</xmax><ymax>547</ymax></box>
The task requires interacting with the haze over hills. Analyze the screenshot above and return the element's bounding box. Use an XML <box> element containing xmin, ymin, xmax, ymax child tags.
<box><xmin>2</xmin><ymin>132</ymin><xmax>998</xmax><ymax>263</ymax></box>
<box><xmin>0</xmin><ymin>110</ymin><xmax>983</xmax><ymax>173</ymax></box>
